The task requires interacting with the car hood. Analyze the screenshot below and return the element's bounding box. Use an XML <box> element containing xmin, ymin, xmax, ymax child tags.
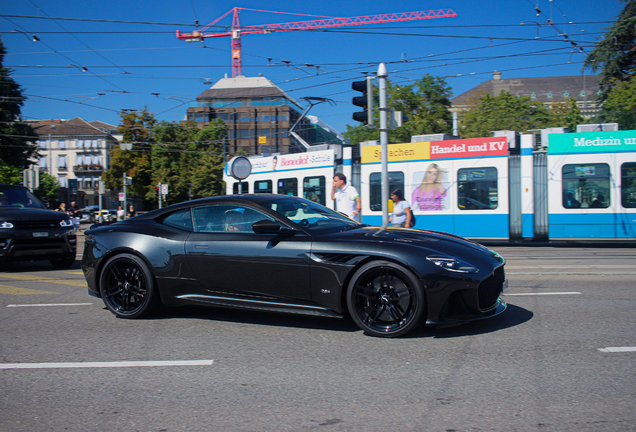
<box><xmin>0</xmin><ymin>207</ymin><xmax>69</xmax><ymax>222</ymax></box>
<box><xmin>319</xmin><ymin>226</ymin><xmax>504</xmax><ymax>264</ymax></box>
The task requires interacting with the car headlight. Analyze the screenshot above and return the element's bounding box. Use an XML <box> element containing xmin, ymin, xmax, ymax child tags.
<box><xmin>59</xmin><ymin>219</ymin><xmax>74</xmax><ymax>227</ymax></box>
<box><xmin>0</xmin><ymin>221</ymin><xmax>14</xmax><ymax>229</ymax></box>
<box><xmin>426</xmin><ymin>255</ymin><xmax>479</xmax><ymax>273</ymax></box>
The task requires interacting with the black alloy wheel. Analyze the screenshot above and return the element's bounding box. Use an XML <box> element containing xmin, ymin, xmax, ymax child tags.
<box><xmin>100</xmin><ymin>253</ymin><xmax>158</xmax><ymax>318</ymax></box>
<box><xmin>346</xmin><ymin>261</ymin><xmax>425</xmax><ymax>338</ymax></box>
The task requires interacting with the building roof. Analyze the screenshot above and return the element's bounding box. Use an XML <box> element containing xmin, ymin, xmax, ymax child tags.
<box><xmin>451</xmin><ymin>73</ymin><xmax>602</xmax><ymax>106</ymax></box>
<box><xmin>196</xmin><ymin>75</ymin><xmax>302</xmax><ymax>109</ymax></box>
<box><xmin>30</xmin><ymin>117</ymin><xmax>115</xmax><ymax>137</ymax></box>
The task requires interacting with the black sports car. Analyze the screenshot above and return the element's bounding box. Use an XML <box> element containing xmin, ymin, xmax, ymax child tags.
<box><xmin>82</xmin><ymin>194</ymin><xmax>507</xmax><ymax>337</ymax></box>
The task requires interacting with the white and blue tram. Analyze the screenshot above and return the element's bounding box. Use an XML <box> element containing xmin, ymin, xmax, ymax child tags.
<box><xmin>223</xmin><ymin>129</ymin><xmax>636</xmax><ymax>243</ymax></box>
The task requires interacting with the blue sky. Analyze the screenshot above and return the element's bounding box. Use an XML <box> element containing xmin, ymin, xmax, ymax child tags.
<box><xmin>1</xmin><ymin>0</ymin><xmax>625</xmax><ymax>134</ymax></box>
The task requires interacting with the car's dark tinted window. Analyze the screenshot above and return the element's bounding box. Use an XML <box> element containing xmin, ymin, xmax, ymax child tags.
<box><xmin>162</xmin><ymin>209</ymin><xmax>193</xmax><ymax>231</ymax></box>
<box><xmin>0</xmin><ymin>186</ymin><xmax>44</xmax><ymax>209</ymax></box>
<box><xmin>192</xmin><ymin>204</ymin><xmax>274</xmax><ymax>233</ymax></box>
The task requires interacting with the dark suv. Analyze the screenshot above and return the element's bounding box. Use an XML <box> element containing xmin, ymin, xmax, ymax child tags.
<box><xmin>0</xmin><ymin>185</ymin><xmax>77</xmax><ymax>268</ymax></box>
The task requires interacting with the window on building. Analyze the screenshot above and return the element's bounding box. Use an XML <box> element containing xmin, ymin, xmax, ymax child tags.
<box><xmin>77</xmin><ymin>140</ymin><xmax>84</xmax><ymax>148</ymax></box>
<box><xmin>261</xmin><ymin>115</ymin><xmax>270</xmax><ymax>122</ymax></box>
<box><xmin>622</xmin><ymin>162</ymin><xmax>636</xmax><ymax>208</ymax></box>
<box><xmin>458</xmin><ymin>167</ymin><xmax>498</xmax><ymax>210</ymax></box>
<box><xmin>92</xmin><ymin>140</ymin><xmax>99</xmax><ymax>148</ymax></box>
<box><xmin>369</xmin><ymin>172</ymin><xmax>404</xmax><ymax>212</ymax></box>
<box><xmin>57</xmin><ymin>155</ymin><xmax>67</xmax><ymax>169</ymax></box>
<box><xmin>240</xmin><ymin>129</ymin><xmax>249</xmax><ymax>139</ymax></box>
<box><xmin>58</xmin><ymin>176</ymin><xmax>67</xmax><ymax>187</ymax></box>
<box><xmin>39</xmin><ymin>157</ymin><xmax>47</xmax><ymax>168</ymax></box>
<box><xmin>562</xmin><ymin>163</ymin><xmax>610</xmax><ymax>209</ymax></box>
<box><xmin>58</xmin><ymin>140</ymin><xmax>66</xmax><ymax>149</ymax></box>
<box><xmin>303</xmin><ymin>176</ymin><xmax>326</xmax><ymax>205</ymax></box>
<box><xmin>254</xmin><ymin>180</ymin><xmax>272</xmax><ymax>194</ymax></box>
<box><xmin>218</xmin><ymin>113</ymin><xmax>229</xmax><ymax>122</ymax></box>
<box><xmin>240</xmin><ymin>117</ymin><xmax>249</xmax><ymax>122</ymax></box>
<box><xmin>39</xmin><ymin>140</ymin><xmax>47</xmax><ymax>149</ymax></box>
<box><xmin>76</xmin><ymin>156</ymin><xmax>84</xmax><ymax>166</ymax></box>
<box><xmin>278</xmin><ymin>178</ymin><xmax>297</xmax><ymax>196</ymax></box>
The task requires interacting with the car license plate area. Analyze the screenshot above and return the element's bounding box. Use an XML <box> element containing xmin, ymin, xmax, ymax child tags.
<box><xmin>33</xmin><ymin>232</ymin><xmax>49</xmax><ymax>238</ymax></box>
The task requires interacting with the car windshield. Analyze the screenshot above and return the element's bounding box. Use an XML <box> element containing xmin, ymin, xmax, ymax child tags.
<box><xmin>261</xmin><ymin>197</ymin><xmax>360</xmax><ymax>232</ymax></box>
<box><xmin>0</xmin><ymin>187</ymin><xmax>44</xmax><ymax>209</ymax></box>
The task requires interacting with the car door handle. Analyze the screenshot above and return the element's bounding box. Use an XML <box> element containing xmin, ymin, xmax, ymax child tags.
<box><xmin>194</xmin><ymin>245</ymin><xmax>209</xmax><ymax>249</ymax></box>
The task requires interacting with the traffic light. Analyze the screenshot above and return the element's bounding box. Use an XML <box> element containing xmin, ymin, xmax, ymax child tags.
<box><xmin>352</xmin><ymin>76</ymin><xmax>373</xmax><ymax>125</ymax></box>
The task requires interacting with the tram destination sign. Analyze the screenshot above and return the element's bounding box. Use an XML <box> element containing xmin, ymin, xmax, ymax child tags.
<box><xmin>548</xmin><ymin>130</ymin><xmax>636</xmax><ymax>154</ymax></box>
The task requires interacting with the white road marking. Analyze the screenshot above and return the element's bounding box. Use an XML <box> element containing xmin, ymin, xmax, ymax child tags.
<box><xmin>6</xmin><ymin>303</ymin><xmax>93</xmax><ymax>307</ymax></box>
<box><xmin>503</xmin><ymin>292</ymin><xmax>581</xmax><ymax>296</ymax></box>
<box><xmin>598</xmin><ymin>347</ymin><xmax>636</xmax><ymax>353</ymax></box>
<box><xmin>0</xmin><ymin>360</ymin><xmax>214</xmax><ymax>369</ymax></box>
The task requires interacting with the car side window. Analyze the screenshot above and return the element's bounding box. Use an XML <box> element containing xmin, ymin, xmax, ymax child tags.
<box><xmin>162</xmin><ymin>209</ymin><xmax>194</xmax><ymax>231</ymax></box>
<box><xmin>192</xmin><ymin>205</ymin><xmax>274</xmax><ymax>233</ymax></box>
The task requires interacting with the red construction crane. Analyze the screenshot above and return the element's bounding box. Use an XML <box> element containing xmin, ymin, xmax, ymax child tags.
<box><xmin>176</xmin><ymin>7</ymin><xmax>457</xmax><ymax>77</ymax></box>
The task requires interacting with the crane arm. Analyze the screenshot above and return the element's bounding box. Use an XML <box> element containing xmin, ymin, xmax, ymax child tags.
<box><xmin>176</xmin><ymin>9</ymin><xmax>456</xmax><ymax>41</ymax></box>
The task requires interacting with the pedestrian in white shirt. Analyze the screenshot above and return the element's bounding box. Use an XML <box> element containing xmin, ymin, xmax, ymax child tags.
<box><xmin>331</xmin><ymin>173</ymin><xmax>361</xmax><ymax>222</ymax></box>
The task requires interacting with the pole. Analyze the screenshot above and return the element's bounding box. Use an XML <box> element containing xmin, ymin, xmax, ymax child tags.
<box><xmin>378</xmin><ymin>63</ymin><xmax>389</xmax><ymax>229</ymax></box>
<box><xmin>158</xmin><ymin>182</ymin><xmax>162</xmax><ymax>209</ymax></box>
<box><xmin>123</xmin><ymin>172</ymin><xmax>127</xmax><ymax>219</ymax></box>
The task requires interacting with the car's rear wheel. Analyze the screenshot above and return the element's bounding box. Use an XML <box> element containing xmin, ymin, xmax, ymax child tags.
<box><xmin>346</xmin><ymin>261</ymin><xmax>425</xmax><ymax>338</ymax></box>
<box><xmin>100</xmin><ymin>253</ymin><xmax>159</xmax><ymax>318</ymax></box>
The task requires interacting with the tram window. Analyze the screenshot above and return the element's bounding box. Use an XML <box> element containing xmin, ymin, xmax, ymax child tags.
<box><xmin>621</xmin><ymin>162</ymin><xmax>636</xmax><ymax>208</ymax></box>
<box><xmin>303</xmin><ymin>176</ymin><xmax>326</xmax><ymax>205</ymax></box>
<box><xmin>254</xmin><ymin>180</ymin><xmax>273</xmax><ymax>194</ymax></box>
<box><xmin>232</xmin><ymin>182</ymin><xmax>250</xmax><ymax>194</ymax></box>
<box><xmin>457</xmin><ymin>167</ymin><xmax>498</xmax><ymax>210</ymax></box>
<box><xmin>278</xmin><ymin>178</ymin><xmax>298</xmax><ymax>196</ymax></box>
<box><xmin>562</xmin><ymin>163</ymin><xmax>610</xmax><ymax>209</ymax></box>
<box><xmin>369</xmin><ymin>172</ymin><xmax>404</xmax><ymax>212</ymax></box>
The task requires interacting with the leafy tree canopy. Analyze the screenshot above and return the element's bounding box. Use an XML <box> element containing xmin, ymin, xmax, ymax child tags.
<box><xmin>343</xmin><ymin>74</ymin><xmax>453</xmax><ymax>145</ymax></box>
<box><xmin>546</xmin><ymin>98</ymin><xmax>586</xmax><ymax>131</ymax></box>
<box><xmin>601</xmin><ymin>74</ymin><xmax>636</xmax><ymax>129</ymax></box>
<box><xmin>459</xmin><ymin>91</ymin><xmax>551</xmax><ymax>138</ymax></box>
<box><xmin>0</xmin><ymin>38</ymin><xmax>38</xmax><ymax>169</ymax></box>
<box><xmin>584</xmin><ymin>0</ymin><xmax>636</xmax><ymax>99</ymax></box>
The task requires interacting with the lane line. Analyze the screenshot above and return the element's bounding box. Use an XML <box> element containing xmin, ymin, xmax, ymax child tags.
<box><xmin>1</xmin><ymin>274</ymin><xmax>87</xmax><ymax>287</ymax></box>
<box><xmin>7</xmin><ymin>303</ymin><xmax>92</xmax><ymax>307</ymax></box>
<box><xmin>0</xmin><ymin>285</ymin><xmax>58</xmax><ymax>295</ymax></box>
<box><xmin>503</xmin><ymin>292</ymin><xmax>581</xmax><ymax>296</ymax></box>
<box><xmin>598</xmin><ymin>347</ymin><xmax>636</xmax><ymax>353</ymax></box>
<box><xmin>0</xmin><ymin>360</ymin><xmax>214</xmax><ymax>369</ymax></box>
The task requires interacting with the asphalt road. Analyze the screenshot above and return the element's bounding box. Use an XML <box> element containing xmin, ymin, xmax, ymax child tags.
<box><xmin>0</xmin><ymin>238</ymin><xmax>634</xmax><ymax>432</ymax></box>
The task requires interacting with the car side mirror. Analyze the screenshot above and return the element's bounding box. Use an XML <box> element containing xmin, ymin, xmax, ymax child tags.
<box><xmin>252</xmin><ymin>219</ymin><xmax>295</xmax><ymax>234</ymax></box>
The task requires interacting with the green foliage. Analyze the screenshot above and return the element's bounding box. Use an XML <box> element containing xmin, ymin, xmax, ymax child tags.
<box><xmin>103</xmin><ymin>109</ymin><xmax>155</xmax><ymax>202</ymax></box>
<box><xmin>584</xmin><ymin>0</ymin><xmax>636</xmax><ymax>99</ymax></box>
<box><xmin>0</xmin><ymin>159</ymin><xmax>22</xmax><ymax>184</ymax></box>
<box><xmin>546</xmin><ymin>99</ymin><xmax>586</xmax><ymax>131</ymax></box>
<box><xmin>601</xmin><ymin>74</ymin><xmax>636</xmax><ymax>129</ymax></box>
<box><xmin>0</xmin><ymin>38</ymin><xmax>38</xmax><ymax>168</ymax></box>
<box><xmin>460</xmin><ymin>91</ymin><xmax>551</xmax><ymax>138</ymax></box>
<box><xmin>343</xmin><ymin>74</ymin><xmax>453</xmax><ymax>145</ymax></box>
<box><xmin>33</xmin><ymin>172</ymin><xmax>60</xmax><ymax>205</ymax></box>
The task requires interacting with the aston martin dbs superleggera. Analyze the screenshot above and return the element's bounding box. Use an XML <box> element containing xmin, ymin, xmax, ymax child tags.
<box><xmin>82</xmin><ymin>194</ymin><xmax>507</xmax><ymax>337</ymax></box>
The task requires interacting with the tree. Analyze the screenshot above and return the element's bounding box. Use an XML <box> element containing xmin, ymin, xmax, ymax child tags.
<box><xmin>601</xmin><ymin>74</ymin><xmax>636</xmax><ymax>129</ymax></box>
<box><xmin>0</xmin><ymin>38</ymin><xmax>38</xmax><ymax>169</ymax></box>
<box><xmin>343</xmin><ymin>74</ymin><xmax>453</xmax><ymax>145</ymax></box>
<box><xmin>33</xmin><ymin>172</ymin><xmax>60</xmax><ymax>206</ymax></box>
<box><xmin>459</xmin><ymin>91</ymin><xmax>551</xmax><ymax>138</ymax></box>
<box><xmin>546</xmin><ymin>98</ymin><xmax>586</xmax><ymax>131</ymax></box>
<box><xmin>103</xmin><ymin>109</ymin><xmax>155</xmax><ymax>202</ymax></box>
<box><xmin>0</xmin><ymin>159</ymin><xmax>22</xmax><ymax>184</ymax></box>
<box><xmin>583</xmin><ymin>0</ymin><xmax>636</xmax><ymax>99</ymax></box>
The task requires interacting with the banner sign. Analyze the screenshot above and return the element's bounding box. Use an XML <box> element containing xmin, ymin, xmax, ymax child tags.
<box><xmin>548</xmin><ymin>130</ymin><xmax>636</xmax><ymax>154</ymax></box>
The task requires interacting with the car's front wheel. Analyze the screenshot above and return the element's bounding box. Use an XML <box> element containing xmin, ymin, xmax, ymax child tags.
<box><xmin>346</xmin><ymin>261</ymin><xmax>425</xmax><ymax>337</ymax></box>
<box><xmin>100</xmin><ymin>253</ymin><xmax>159</xmax><ymax>318</ymax></box>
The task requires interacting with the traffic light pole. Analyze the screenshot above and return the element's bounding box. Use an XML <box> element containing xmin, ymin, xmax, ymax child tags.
<box><xmin>378</xmin><ymin>63</ymin><xmax>389</xmax><ymax>229</ymax></box>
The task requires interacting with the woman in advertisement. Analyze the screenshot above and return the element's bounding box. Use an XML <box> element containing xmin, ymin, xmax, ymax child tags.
<box><xmin>412</xmin><ymin>163</ymin><xmax>447</xmax><ymax>211</ymax></box>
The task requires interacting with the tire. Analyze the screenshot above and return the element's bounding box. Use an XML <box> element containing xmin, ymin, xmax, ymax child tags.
<box><xmin>50</xmin><ymin>255</ymin><xmax>76</xmax><ymax>268</ymax></box>
<box><xmin>99</xmin><ymin>253</ymin><xmax>159</xmax><ymax>318</ymax></box>
<box><xmin>346</xmin><ymin>261</ymin><xmax>425</xmax><ymax>338</ymax></box>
